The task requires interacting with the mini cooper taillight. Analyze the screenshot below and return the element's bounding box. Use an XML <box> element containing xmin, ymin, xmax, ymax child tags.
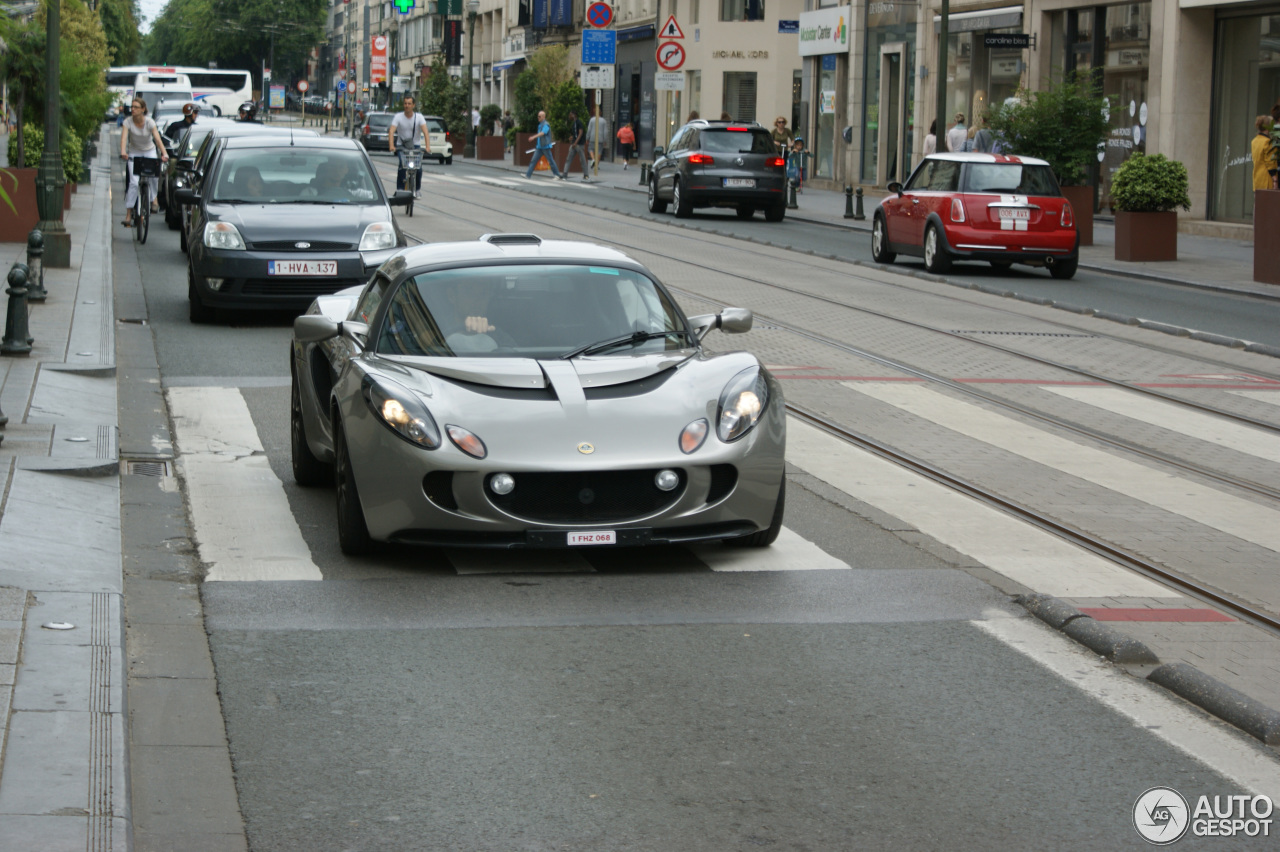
<box><xmin>1061</xmin><ymin>201</ymin><xmax>1074</xmax><ymax>228</ymax></box>
<box><xmin>688</xmin><ymin>153</ymin><xmax>715</xmax><ymax>165</ymax></box>
<box><xmin>950</xmin><ymin>198</ymin><xmax>966</xmax><ymax>223</ymax></box>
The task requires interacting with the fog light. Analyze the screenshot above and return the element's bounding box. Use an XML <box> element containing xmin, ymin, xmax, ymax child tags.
<box><xmin>655</xmin><ymin>469</ymin><xmax>679</xmax><ymax>491</ymax></box>
<box><xmin>490</xmin><ymin>473</ymin><xmax>515</xmax><ymax>495</ymax></box>
<box><xmin>206</xmin><ymin>277</ymin><xmax>225</xmax><ymax>291</ymax></box>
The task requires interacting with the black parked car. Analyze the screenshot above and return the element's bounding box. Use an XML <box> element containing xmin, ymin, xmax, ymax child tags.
<box><xmin>358</xmin><ymin>111</ymin><xmax>395</xmax><ymax>150</ymax></box>
<box><xmin>648</xmin><ymin>119</ymin><xmax>788</xmax><ymax>221</ymax></box>
<box><xmin>174</xmin><ymin>135</ymin><xmax>412</xmax><ymax>323</ymax></box>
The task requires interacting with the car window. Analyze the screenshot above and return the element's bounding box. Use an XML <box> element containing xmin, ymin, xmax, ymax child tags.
<box><xmin>376</xmin><ymin>264</ymin><xmax>688</xmax><ymax>359</ymax></box>
<box><xmin>354</xmin><ymin>272</ymin><xmax>393</xmax><ymax>325</ymax></box>
<box><xmin>212</xmin><ymin>148</ymin><xmax>379</xmax><ymax>203</ymax></box>
<box><xmin>698</xmin><ymin>128</ymin><xmax>776</xmax><ymax>154</ymax></box>
<box><xmin>669</xmin><ymin>127</ymin><xmax>691</xmax><ymax>151</ymax></box>
<box><xmin>179</xmin><ymin>126</ymin><xmax>214</xmax><ymax>158</ymax></box>
<box><xmin>425</xmin><ymin>118</ymin><xmax>446</xmax><ymax>134</ymax></box>
<box><xmin>905</xmin><ymin>161</ymin><xmax>933</xmax><ymax>191</ymax></box>
<box><xmin>963</xmin><ymin>163</ymin><xmax>1060</xmax><ymax>196</ymax></box>
<box><xmin>927</xmin><ymin>160</ymin><xmax>961</xmax><ymax>192</ymax></box>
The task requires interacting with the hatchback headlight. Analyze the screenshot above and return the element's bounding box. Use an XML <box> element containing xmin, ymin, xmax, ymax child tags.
<box><xmin>717</xmin><ymin>367</ymin><xmax>769</xmax><ymax>443</ymax></box>
<box><xmin>359</xmin><ymin>222</ymin><xmax>397</xmax><ymax>251</ymax></box>
<box><xmin>362</xmin><ymin>375</ymin><xmax>440</xmax><ymax>449</ymax></box>
<box><xmin>203</xmin><ymin>221</ymin><xmax>245</xmax><ymax>250</ymax></box>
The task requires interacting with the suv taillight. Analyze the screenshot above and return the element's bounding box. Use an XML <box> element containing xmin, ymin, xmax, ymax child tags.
<box><xmin>766</xmin><ymin>156</ymin><xmax>785</xmax><ymax>168</ymax></box>
<box><xmin>1061</xmin><ymin>201</ymin><xmax>1074</xmax><ymax>228</ymax></box>
<box><xmin>950</xmin><ymin>197</ymin><xmax>966</xmax><ymax>223</ymax></box>
<box><xmin>688</xmin><ymin>153</ymin><xmax>715</xmax><ymax>165</ymax></box>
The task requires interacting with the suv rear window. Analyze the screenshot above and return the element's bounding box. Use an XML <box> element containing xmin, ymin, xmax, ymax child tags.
<box><xmin>962</xmin><ymin>163</ymin><xmax>1060</xmax><ymax>196</ymax></box>
<box><xmin>699</xmin><ymin>129</ymin><xmax>776</xmax><ymax>155</ymax></box>
<box><xmin>426</xmin><ymin>118</ymin><xmax>446</xmax><ymax>133</ymax></box>
<box><xmin>366</xmin><ymin>114</ymin><xmax>393</xmax><ymax>128</ymax></box>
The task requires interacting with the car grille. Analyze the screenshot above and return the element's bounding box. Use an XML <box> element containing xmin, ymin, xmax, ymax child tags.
<box><xmin>488</xmin><ymin>468</ymin><xmax>686</xmax><ymax>523</ymax></box>
<box><xmin>251</xmin><ymin>240</ymin><xmax>356</xmax><ymax>252</ymax></box>
<box><xmin>239</xmin><ymin>278</ymin><xmax>365</xmax><ymax>297</ymax></box>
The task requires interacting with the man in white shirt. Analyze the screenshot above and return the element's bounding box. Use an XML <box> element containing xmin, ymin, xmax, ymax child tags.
<box><xmin>389</xmin><ymin>95</ymin><xmax>431</xmax><ymax>196</ymax></box>
<box><xmin>586</xmin><ymin>113</ymin><xmax>610</xmax><ymax>167</ymax></box>
<box><xmin>946</xmin><ymin>113</ymin><xmax>968</xmax><ymax>153</ymax></box>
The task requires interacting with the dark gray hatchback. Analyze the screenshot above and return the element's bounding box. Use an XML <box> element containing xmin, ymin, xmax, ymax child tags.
<box><xmin>648</xmin><ymin>120</ymin><xmax>788</xmax><ymax>221</ymax></box>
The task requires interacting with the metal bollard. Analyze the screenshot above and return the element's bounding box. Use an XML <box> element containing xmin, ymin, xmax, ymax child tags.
<box><xmin>786</xmin><ymin>178</ymin><xmax>798</xmax><ymax>209</ymax></box>
<box><xmin>25</xmin><ymin>229</ymin><xmax>46</xmax><ymax>302</ymax></box>
<box><xmin>2</xmin><ymin>263</ymin><xmax>32</xmax><ymax>356</ymax></box>
<box><xmin>638</xmin><ymin>163</ymin><xmax>650</xmax><ymax>185</ymax></box>
<box><xmin>854</xmin><ymin>186</ymin><xmax>866</xmax><ymax>220</ymax></box>
<box><xmin>843</xmin><ymin>185</ymin><xmax>855</xmax><ymax>219</ymax></box>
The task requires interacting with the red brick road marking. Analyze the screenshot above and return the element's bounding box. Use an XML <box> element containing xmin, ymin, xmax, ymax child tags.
<box><xmin>1079</xmin><ymin>608</ymin><xmax>1234</xmax><ymax>623</ymax></box>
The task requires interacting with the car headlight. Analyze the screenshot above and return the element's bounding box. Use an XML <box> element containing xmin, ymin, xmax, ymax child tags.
<box><xmin>362</xmin><ymin>375</ymin><xmax>440</xmax><ymax>449</ymax></box>
<box><xmin>359</xmin><ymin>222</ymin><xmax>397</xmax><ymax>251</ymax></box>
<box><xmin>203</xmin><ymin>221</ymin><xmax>245</xmax><ymax>250</ymax></box>
<box><xmin>717</xmin><ymin>367</ymin><xmax>769</xmax><ymax>443</ymax></box>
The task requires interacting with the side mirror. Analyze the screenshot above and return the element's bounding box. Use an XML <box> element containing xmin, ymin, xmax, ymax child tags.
<box><xmin>294</xmin><ymin>314</ymin><xmax>341</xmax><ymax>343</ymax></box>
<box><xmin>176</xmin><ymin>157</ymin><xmax>196</xmax><ymax>173</ymax></box>
<box><xmin>887</xmin><ymin>181</ymin><xmax>904</xmax><ymax>197</ymax></box>
<box><xmin>652</xmin><ymin>146</ymin><xmax>665</xmax><ymax>158</ymax></box>
<box><xmin>389</xmin><ymin>190</ymin><xmax>413</xmax><ymax>208</ymax></box>
<box><xmin>173</xmin><ymin>187</ymin><xmax>200</xmax><ymax>206</ymax></box>
<box><xmin>686</xmin><ymin>307</ymin><xmax>753</xmax><ymax>340</ymax></box>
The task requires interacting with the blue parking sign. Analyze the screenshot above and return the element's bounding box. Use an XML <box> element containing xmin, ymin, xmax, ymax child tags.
<box><xmin>337</xmin><ymin>80</ymin><xmax>347</xmax><ymax>92</ymax></box>
<box><xmin>581</xmin><ymin>29</ymin><xmax>617</xmax><ymax>64</ymax></box>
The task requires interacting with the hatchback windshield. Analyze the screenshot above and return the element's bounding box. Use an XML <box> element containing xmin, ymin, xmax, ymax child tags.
<box><xmin>699</xmin><ymin>128</ymin><xmax>776</xmax><ymax>155</ymax></box>
<box><xmin>212</xmin><ymin>148</ymin><xmax>379</xmax><ymax>204</ymax></box>
<box><xmin>376</xmin><ymin>264</ymin><xmax>690</xmax><ymax>358</ymax></box>
<box><xmin>962</xmin><ymin>163</ymin><xmax>1060</xmax><ymax>196</ymax></box>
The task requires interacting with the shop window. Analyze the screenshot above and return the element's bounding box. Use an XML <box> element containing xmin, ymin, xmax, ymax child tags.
<box><xmin>690</xmin><ymin>70</ymin><xmax>701</xmax><ymax>118</ymax></box>
<box><xmin>723</xmin><ymin>72</ymin><xmax>757</xmax><ymax>122</ymax></box>
<box><xmin>720</xmin><ymin>0</ymin><xmax>764</xmax><ymax>22</ymax></box>
<box><xmin>1211</xmin><ymin>14</ymin><xmax>1280</xmax><ymax>222</ymax></box>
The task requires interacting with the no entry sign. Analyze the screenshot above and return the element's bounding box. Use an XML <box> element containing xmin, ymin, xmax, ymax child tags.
<box><xmin>656</xmin><ymin>41</ymin><xmax>685</xmax><ymax>71</ymax></box>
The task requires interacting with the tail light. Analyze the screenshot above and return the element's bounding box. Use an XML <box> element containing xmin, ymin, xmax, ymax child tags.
<box><xmin>766</xmin><ymin>156</ymin><xmax>785</xmax><ymax>168</ymax></box>
<box><xmin>950</xmin><ymin>197</ymin><xmax>966</xmax><ymax>223</ymax></box>
<box><xmin>1061</xmin><ymin>201</ymin><xmax>1074</xmax><ymax>228</ymax></box>
<box><xmin>688</xmin><ymin>153</ymin><xmax>715</xmax><ymax>165</ymax></box>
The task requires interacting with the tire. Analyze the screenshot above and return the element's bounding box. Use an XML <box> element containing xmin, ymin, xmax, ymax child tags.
<box><xmin>444</xmin><ymin>156</ymin><xmax>453</xmax><ymax>165</ymax></box>
<box><xmin>165</xmin><ymin>203</ymin><xmax>181</xmax><ymax>230</ymax></box>
<box><xmin>291</xmin><ymin>368</ymin><xmax>330</xmax><ymax>486</ymax></box>
<box><xmin>735</xmin><ymin>206</ymin><xmax>755</xmax><ymax>220</ymax></box>
<box><xmin>764</xmin><ymin>203</ymin><xmax>786</xmax><ymax>223</ymax></box>
<box><xmin>725</xmin><ymin>478</ymin><xmax>786</xmax><ymax>548</ymax></box>
<box><xmin>1049</xmin><ymin>256</ymin><xmax>1079</xmax><ymax>280</ymax></box>
<box><xmin>871</xmin><ymin>214</ymin><xmax>897</xmax><ymax>264</ymax></box>
<box><xmin>137</xmin><ymin>183</ymin><xmax>150</xmax><ymax>245</ymax></box>
<box><xmin>334</xmin><ymin>418</ymin><xmax>371</xmax><ymax>556</ymax></box>
<box><xmin>989</xmin><ymin>261</ymin><xmax>1013</xmax><ymax>271</ymax></box>
<box><xmin>647</xmin><ymin>177</ymin><xmax>668</xmax><ymax>213</ymax></box>
<box><xmin>188</xmin><ymin>267</ymin><xmax>215</xmax><ymax>324</ymax></box>
<box><xmin>179</xmin><ymin>223</ymin><xmax>188</xmax><ymax>254</ymax></box>
<box><xmin>923</xmin><ymin>223</ymin><xmax>952</xmax><ymax>274</ymax></box>
<box><xmin>672</xmin><ymin>179</ymin><xmax>693</xmax><ymax>218</ymax></box>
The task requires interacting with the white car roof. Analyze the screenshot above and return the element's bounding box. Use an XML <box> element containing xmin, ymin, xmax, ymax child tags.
<box><xmin>924</xmin><ymin>152</ymin><xmax>1051</xmax><ymax>167</ymax></box>
<box><xmin>389</xmin><ymin>236</ymin><xmax>640</xmax><ymax>272</ymax></box>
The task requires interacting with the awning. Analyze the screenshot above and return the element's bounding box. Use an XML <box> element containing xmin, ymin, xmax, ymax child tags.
<box><xmin>618</xmin><ymin>24</ymin><xmax>655</xmax><ymax>42</ymax></box>
<box><xmin>933</xmin><ymin>6</ymin><xmax>1022</xmax><ymax>34</ymax></box>
<box><xmin>491</xmin><ymin>59</ymin><xmax>520</xmax><ymax>72</ymax></box>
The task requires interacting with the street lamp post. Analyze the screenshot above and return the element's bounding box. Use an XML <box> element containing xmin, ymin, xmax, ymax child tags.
<box><xmin>465</xmin><ymin>0</ymin><xmax>479</xmax><ymax>158</ymax></box>
<box><xmin>36</xmin><ymin>0</ymin><xmax>69</xmax><ymax>268</ymax></box>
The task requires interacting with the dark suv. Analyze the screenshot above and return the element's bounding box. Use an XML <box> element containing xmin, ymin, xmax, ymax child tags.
<box><xmin>648</xmin><ymin>120</ymin><xmax>787</xmax><ymax>221</ymax></box>
<box><xmin>359</xmin><ymin>112</ymin><xmax>395</xmax><ymax>150</ymax></box>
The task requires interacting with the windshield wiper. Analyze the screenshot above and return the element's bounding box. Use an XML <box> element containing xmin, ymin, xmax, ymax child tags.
<box><xmin>559</xmin><ymin>329</ymin><xmax>694</xmax><ymax>360</ymax></box>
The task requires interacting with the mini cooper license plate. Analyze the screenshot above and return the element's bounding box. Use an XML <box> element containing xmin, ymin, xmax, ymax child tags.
<box><xmin>567</xmin><ymin>530</ymin><xmax>616</xmax><ymax>546</ymax></box>
<box><xmin>268</xmin><ymin>260</ymin><xmax>338</xmax><ymax>276</ymax></box>
<box><xmin>998</xmin><ymin>208</ymin><xmax>1031</xmax><ymax>220</ymax></box>
<box><xmin>723</xmin><ymin>178</ymin><xmax>756</xmax><ymax>188</ymax></box>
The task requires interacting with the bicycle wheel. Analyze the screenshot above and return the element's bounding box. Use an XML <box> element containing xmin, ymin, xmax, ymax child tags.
<box><xmin>138</xmin><ymin>180</ymin><xmax>150</xmax><ymax>245</ymax></box>
<box><xmin>133</xmin><ymin>186</ymin><xmax>142</xmax><ymax>242</ymax></box>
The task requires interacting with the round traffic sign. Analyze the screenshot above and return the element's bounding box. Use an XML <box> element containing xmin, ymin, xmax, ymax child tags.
<box><xmin>297</xmin><ymin>80</ymin><xmax>310</xmax><ymax>92</ymax></box>
<box><xmin>656</xmin><ymin>40</ymin><xmax>685</xmax><ymax>71</ymax></box>
<box><xmin>587</xmin><ymin>2</ymin><xmax>613</xmax><ymax>27</ymax></box>
<box><xmin>337</xmin><ymin>80</ymin><xmax>347</xmax><ymax>92</ymax></box>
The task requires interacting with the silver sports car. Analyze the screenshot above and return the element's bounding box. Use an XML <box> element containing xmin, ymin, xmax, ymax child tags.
<box><xmin>290</xmin><ymin>233</ymin><xmax>786</xmax><ymax>555</ymax></box>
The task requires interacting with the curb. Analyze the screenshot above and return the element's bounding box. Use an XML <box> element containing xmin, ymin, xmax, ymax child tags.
<box><xmin>1016</xmin><ymin>594</ymin><xmax>1280</xmax><ymax>746</ymax></box>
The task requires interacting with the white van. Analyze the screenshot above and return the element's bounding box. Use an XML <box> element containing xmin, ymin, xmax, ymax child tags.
<box><xmin>132</xmin><ymin>86</ymin><xmax>196</xmax><ymax>117</ymax></box>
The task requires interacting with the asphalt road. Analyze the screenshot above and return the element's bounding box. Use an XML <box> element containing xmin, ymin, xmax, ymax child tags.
<box><xmin>132</xmin><ymin>167</ymin><xmax>1277</xmax><ymax>850</ymax></box>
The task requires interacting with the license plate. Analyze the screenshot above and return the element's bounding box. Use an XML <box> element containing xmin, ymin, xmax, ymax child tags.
<box><xmin>567</xmin><ymin>530</ymin><xmax>616</xmax><ymax>546</ymax></box>
<box><xmin>268</xmin><ymin>260</ymin><xmax>337</xmax><ymax>276</ymax></box>
<box><xmin>724</xmin><ymin>178</ymin><xmax>756</xmax><ymax>188</ymax></box>
<box><xmin>998</xmin><ymin>208</ymin><xmax>1031</xmax><ymax>220</ymax></box>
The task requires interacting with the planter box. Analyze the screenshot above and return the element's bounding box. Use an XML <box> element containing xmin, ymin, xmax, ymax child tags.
<box><xmin>1255</xmin><ymin>190</ymin><xmax>1280</xmax><ymax>285</ymax></box>
<box><xmin>1115</xmin><ymin>210</ymin><xmax>1178</xmax><ymax>262</ymax></box>
<box><xmin>475</xmin><ymin>134</ymin><xmax>505</xmax><ymax>160</ymax></box>
<box><xmin>1061</xmin><ymin>185</ymin><xmax>1094</xmax><ymax>247</ymax></box>
<box><xmin>63</xmin><ymin>182</ymin><xmax>73</xmax><ymax>211</ymax></box>
<box><xmin>0</xmin><ymin>168</ymin><xmax>41</xmax><ymax>243</ymax></box>
<box><xmin>513</xmin><ymin>133</ymin><xmax>535</xmax><ymax>167</ymax></box>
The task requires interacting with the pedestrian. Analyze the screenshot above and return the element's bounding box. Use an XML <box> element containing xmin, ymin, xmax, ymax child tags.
<box><xmin>502</xmin><ymin>109</ymin><xmax>514</xmax><ymax>152</ymax></box>
<box><xmin>771</xmin><ymin>115</ymin><xmax>792</xmax><ymax>153</ymax></box>
<box><xmin>119</xmin><ymin>96</ymin><xmax>169</xmax><ymax>228</ymax></box>
<box><xmin>116</xmin><ymin>103</ymin><xmax>128</xmax><ymax>128</ymax></box>
<box><xmin>922</xmin><ymin>119</ymin><xmax>937</xmax><ymax>158</ymax></box>
<box><xmin>564</xmin><ymin>109</ymin><xmax>589</xmax><ymax>180</ymax></box>
<box><xmin>389</xmin><ymin>94</ymin><xmax>431</xmax><ymax>196</ymax></box>
<box><xmin>973</xmin><ymin>116</ymin><xmax>994</xmax><ymax>153</ymax></box>
<box><xmin>787</xmin><ymin>137</ymin><xmax>811</xmax><ymax>193</ymax></box>
<box><xmin>686</xmin><ymin>110</ymin><xmax>700</xmax><ymax>122</ymax></box>
<box><xmin>1253</xmin><ymin>115</ymin><xmax>1277</xmax><ymax>191</ymax></box>
<box><xmin>586</xmin><ymin>111</ymin><xmax>609</xmax><ymax>165</ymax></box>
<box><xmin>525</xmin><ymin>109</ymin><xmax>565</xmax><ymax>180</ymax></box>
<box><xmin>616</xmin><ymin>121</ymin><xmax>636</xmax><ymax>170</ymax></box>
<box><xmin>719</xmin><ymin>111</ymin><xmax>731</xmax><ymax>121</ymax></box>
<box><xmin>946</xmin><ymin>112</ymin><xmax>967</xmax><ymax>152</ymax></box>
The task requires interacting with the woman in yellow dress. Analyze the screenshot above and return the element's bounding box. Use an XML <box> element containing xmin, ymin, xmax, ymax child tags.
<box><xmin>1253</xmin><ymin>115</ymin><xmax>1276</xmax><ymax>191</ymax></box>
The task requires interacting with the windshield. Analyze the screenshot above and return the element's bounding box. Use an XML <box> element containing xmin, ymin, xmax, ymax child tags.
<box><xmin>376</xmin><ymin>264</ymin><xmax>690</xmax><ymax>359</ymax></box>
<box><xmin>962</xmin><ymin>163</ymin><xmax>1061</xmax><ymax>196</ymax></box>
<box><xmin>700</xmin><ymin>129</ymin><xmax>776</xmax><ymax>155</ymax></box>
<box><xmin>211</xmin><ymin>148</ymin><xmax>379</xmax><ymax>204</ymax></box>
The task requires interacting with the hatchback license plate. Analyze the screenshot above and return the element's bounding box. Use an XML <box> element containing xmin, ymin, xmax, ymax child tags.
<box><xmin>997</xmin><ymin>208</ymin><xmax>1031</xmax><ymax>220</ymax></box>
<box><xmin>268</xmin><ymin>260</ymin><xmax>337</xmax><ymax>276</ymax></box>
<box><xmin>723</xmin><ymin>178</ymin><xmax>756</xmax><ymax>188</ymax></box>
<box><xmin>567</xmin><ymin>530</ymin><xmax>616</xmax><ymax>546</ymax></box>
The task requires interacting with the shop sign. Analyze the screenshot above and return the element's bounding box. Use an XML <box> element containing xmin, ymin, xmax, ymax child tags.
<box><xmin>868</xmin><ymin>0</ymin><xmax>911</xmax><ymax>29</ymax></box>
<box><xmin>983</xmin><ymin>33</ymin><xmax>1031</xmax><ymax>48</ymax></box>
<box><xmin>778</xmin><ymin>20</ymin><xmax>799</xmax><ymax>34</ymax></box>
<box><xmin>709</xmin><ymin>50</ymin><xmax>771</xmax><ymax>60</ymax></box>
<box><xmin>933</xmin><ymin>7</ymin><xmax>1022</xmax><ymax>34</ymax></box>
<box><xmin>1109</xmin><ymin>48</ymin><xmax>1149</xmax><ymax>67</ymax></box>
<box><xmin>798</xmin><ymin>6</ymin><xmax>851</xmax><ymax>57</ymax></box>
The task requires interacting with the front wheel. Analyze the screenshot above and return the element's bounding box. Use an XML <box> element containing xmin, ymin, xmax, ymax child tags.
<box><xmin>137</xmin><ymin>185</ymin><xmax>150</xmax><ymax>245</ymax></box>
<box><xmin>647</xmin><ymin>177</ymin><xmax>668</xmax><ymax>213</ymax></box>
<box><xmin>334</xmin><ymin>418</ymin><xmax>371</xmax><ymax>556</ymax></box>
<box><xmin>188</xmin><ymin>267</ymin><xmax>215</xmax><ymax>324</ymax></box>
<box><xmin>923</xmin><ymin>223</ymin><xmax>952</xmax><ymax>274</ymax></box>
<box><xmin>871</xmin><ymin>214</ymin><xmax>896</xmax><ymax>264</ymax></box>
<box><xmin>1049</xmin><ymin>256</ymin><xmax>1079</xmax><ymax>280</ymax></box>
<box><xmin>726</xmin><ymin>478</ymin><xmax>785</xmax><ymax>548</ymax></box>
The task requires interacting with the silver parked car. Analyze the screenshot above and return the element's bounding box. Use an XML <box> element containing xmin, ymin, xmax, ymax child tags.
<box><xmin>290</xmin><ymin>234</ymin><xmax>787</xmax><ymax>555</ymax></box>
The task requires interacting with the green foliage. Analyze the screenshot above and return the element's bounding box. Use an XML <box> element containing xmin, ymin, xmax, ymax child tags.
<box><xmin>478</xmin><ymin>103</ymin><xmax>502</xmax><ymax>136</ymax></box>
<box><xmin>98</xmin><ymin>0</ymin><xmax>142</xmax><ymax>64</ymax></box>
<box><xmin>546</xmin><ymin>81</ymin><xmax>585</xmax><ymax>141</ymax></box>
<box><xmin>1109</xmin><ymin>153</ymin><xmax>1191</xmax><ymax>213</ymax></box>
<box><xmin>417</xmin><ymin>56</ymin><xmax>468</xmax><ymax>137</ymax></box>
<box><xmin>512</xmin><ymin>71</ymin><xmax>539</xmax><ymax>133</ymax></box>
<box><xmin>524</xmin><ymin>44</ymin><xmax>573</xmax><ymax>107</ymax></box>
<box><xmin>7</xmin><ymin>124</ymin><xmax>83</xmax><ymax>184</ymax></box>
<box><xmin>986</xmin><ymin>74</ymin><xmax>1110</xmax><ymax>187</ymax></box>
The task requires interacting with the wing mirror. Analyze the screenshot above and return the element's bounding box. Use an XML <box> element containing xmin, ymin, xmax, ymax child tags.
<box><xmin>653</xmin><ymin>146</ymin><xmax>665</xmax><ymax>158</ymax></box>
<box><xmin>294</xmin><ymin>314</ymin><xmax>341</xmax><ymax>343</ymax></box>
<box><xmin>887</xmin><ymin>181</ymin><xmax>904</xmax><ymax>197</ymax></box>
<box><xmin>389</xmin><ymin>190</ymin><xmax>413</xmax><ymax>208</ymax></box>
<box><xmin>686</xmin><ymin>307</ymin><xmax>754</xmax><ymax>340</ymax></box>
<box><xmin>173</xmin><ymin>187</ymin><xmax>200</xmax><ymax>206</ymax></box>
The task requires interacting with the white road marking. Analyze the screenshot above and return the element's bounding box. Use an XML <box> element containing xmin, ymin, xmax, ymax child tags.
<box><xmin>425</xmin><ymin>173</ymin><xmax>477</xmax><ymax>185</ymax></box>
<box><xmin>696</xmin><ymin>527</ymin><xmax>850</xmax><ymax>571</ymax></box>
<box><xmin>977</xmin><ymin>617</ymin><xmax>1280</xmax><ymax>800</ymax></box>
<box><xmin>786</xmin><ymin>418</ymin><xmax>1175</xmax><ymax>598</ymax></box>
<box><xmin>850</xmin><ymin>383</ymin><xmax>1280</xmax><ymax>555</ymax></box>
<box><xmin>1228</xmin><ymin>390</ymin><xmax>1280</xmax><ymax>410</ymax></box>
<box><xmin>1044</xmin><ymin>386</ymin><xmax>1280</xmax><ymax>464</ymax></box>
<box><xmin>168</xmin><ymin>387</ymin><xmax>323</xmax><ymax>582</ymax></box>
<box><xmin>477</xmin><ymin>177</ymin><xmax>521</xmax><ymax>186</ymax></box>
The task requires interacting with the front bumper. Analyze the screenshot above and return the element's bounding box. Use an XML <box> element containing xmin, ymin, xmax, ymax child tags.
<box><xmin>192</xmin><ymin>247</ymin><xmax>397</xmax><ymax>311</ymax></box>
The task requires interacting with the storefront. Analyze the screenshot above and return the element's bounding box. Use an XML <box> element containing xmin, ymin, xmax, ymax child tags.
<box><xmin>616</xmin><ymin>24</ymin><xmax>657</xmax><ymax>160</ymax></box>
<box><xmin>935</xmin><ymin>6</ymin><xmax>1025</xmax><ymax>146</ymax></box>
<box><xmin>798</xmin><ymin>4</ymin><xmax>852</xmax><ymax>183</ymax></box>
<box><xmin>862</xmin><ymin>0</ymin><xmax>916</xmax><ymax>184</ymax></box>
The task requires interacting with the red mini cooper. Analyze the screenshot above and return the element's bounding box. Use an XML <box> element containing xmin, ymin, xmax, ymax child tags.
<box><xmin>872</xmin><ymin>153</ymin><xmax>1079</xmax><ymax>279</ymax></box>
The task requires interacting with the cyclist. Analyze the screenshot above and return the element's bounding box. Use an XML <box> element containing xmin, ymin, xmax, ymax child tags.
<box><xmin>119</xmin><ymin>96</ymin><xmax>169</xmax><ymax>228</ymax></box>
<box><xmin>389</xmin><ymin>94</ymin><xmax>430</xmax><ymax>197</ymax></box>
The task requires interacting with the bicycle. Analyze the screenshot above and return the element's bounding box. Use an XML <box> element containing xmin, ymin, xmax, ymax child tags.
<box><xmin>399</xmin><ymin>146</ymin><xmax>422</xmax><ymax>217</ymax></box>
<box><xmin>131</xmin><ymin>155</ymin><xmax>162</xmax><ymax>245</ymax></box>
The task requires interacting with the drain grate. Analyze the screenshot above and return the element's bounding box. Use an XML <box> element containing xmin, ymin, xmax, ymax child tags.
<box><xmin>950</xmin><ymin>330</ymin><xmax>1098</xmax><ymax>338</ymax></box>
<box><xmin>122</xmin><ymin>459</ymin><xmax>171</xmax><ymax>477</ymax></box>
